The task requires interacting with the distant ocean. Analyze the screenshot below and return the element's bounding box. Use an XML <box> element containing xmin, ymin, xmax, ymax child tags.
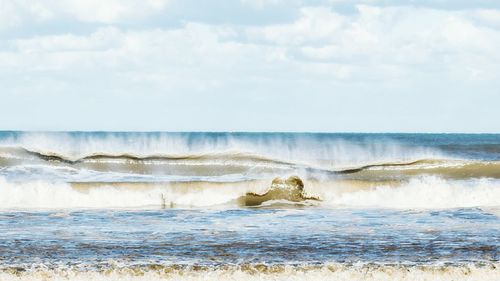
<box><xmin>0</xmin><ymin>132</ymin><xmax>498</xmax><ymax>280</ymax></box>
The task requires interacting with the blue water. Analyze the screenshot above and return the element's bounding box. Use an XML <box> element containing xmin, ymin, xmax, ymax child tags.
<box><xmin>1</xmin><ymin>208</ymin><xmax>498</xmax><ymax>267</ymax></box>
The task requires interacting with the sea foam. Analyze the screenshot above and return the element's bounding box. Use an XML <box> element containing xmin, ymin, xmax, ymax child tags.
<box><xmin>0</xmin><ymin>263</ymin><xmax>498</xmax><ymax>281</ymax></box>
<box><xmin>1</xmin><ymin>176</ymin><xmax>499</xmax><ymax>210</ymax></box>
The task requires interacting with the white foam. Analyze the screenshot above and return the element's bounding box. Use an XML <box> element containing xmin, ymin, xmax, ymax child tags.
<box><xmin>0</xmin><ymin>179</ymin><xmax>164</xmax><ymax>209</ymax></box>
<box><xmin>314</xmin><ymin>176</ymin><xmax>500</xmax><ymax>209</ymax></box>
<box><xmin>1</xmin><ymin>176</ymin><xmax>499</xmax><ymax>210</ymax></box>
<box><xmin>0</xmin><ymin>177</ymin><xmax>266</xmax><ymax>210</ymax></box>
<box><xmin>0</xmin><ymin>264</ymin><xmax>498</xmax><ymax>281</ymax></box>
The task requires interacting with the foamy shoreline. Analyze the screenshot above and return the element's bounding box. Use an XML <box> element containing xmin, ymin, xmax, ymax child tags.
<box><xmin>1</xmin><ymin>263</ymin><xmax>498</xmax><ymax>281</ymax></box>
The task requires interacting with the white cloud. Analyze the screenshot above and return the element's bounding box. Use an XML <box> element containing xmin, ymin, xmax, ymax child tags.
<box><xmin>245</xmin><ymin>5</ymin><xmax>500</xmax><ymax>81</ymax></box>
<box><xmin>474</xmin><ymin>9</ymin><xmax>500</xmax><ymax>28</ymax></box>
<box><xmin>248</xmin><ymin>7</ymin><xmax>347</xmax><ymax>45</ymax></box>
<box><xmin>0</xmin><ymin>0</ymin><xmax>169</xmax><ymax>28</ymax></box>
<box><xmin>0</xmin><ymin>0</ymin><xmax>51</xmax><ymax>28</ymax></box>
<box><xmin>240</xmin><ymin>0</ymin><xmax>296</xmax><ymax>9</ymax></box>
<box><xmin>59</xmin><ymin>0</ymin><xmax>169</xmax><ymax>23</ymax></box>
<box><xmin>2</xmin><ymin>4</ymin><xmax>500</xmax><ymax>86</ymax></box>
<box><xmin>12</xmin><ymin>27</ymin><xmax>123</xmax><ymax>52</ymax></box>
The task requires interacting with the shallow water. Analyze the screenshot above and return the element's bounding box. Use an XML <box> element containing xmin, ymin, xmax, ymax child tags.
<box><xmin>1</xmin><ymin>208</ymin><xmax>498</xmax><ymax>266</ymax></box>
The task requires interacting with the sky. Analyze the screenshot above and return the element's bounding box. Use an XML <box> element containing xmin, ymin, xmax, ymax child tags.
<box><xmin>0</xmin><ymin>0</ymin><xmax>499</xmax><ymax>133</ymax></box>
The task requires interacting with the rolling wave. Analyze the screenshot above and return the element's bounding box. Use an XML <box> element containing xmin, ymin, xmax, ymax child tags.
<box><xmin>3</xmin><ymin>146</ymin><xmax>500</xmax><ymax>181</ymax></box>
<box><xmin>0</xmin><ymin>131</ymin><xmax>447</xmax><ymax>169</ymax></box>
<box><xmin>0</xmin><ymin>146</ymin><xmax>295</xmax><ymax>163</ymax></box>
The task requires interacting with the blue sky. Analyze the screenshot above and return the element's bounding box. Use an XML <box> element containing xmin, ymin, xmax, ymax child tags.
<box><xmin>1</xmin><ymin>0</ymin><xmax>499</xmax><ymax>132</ymax></box>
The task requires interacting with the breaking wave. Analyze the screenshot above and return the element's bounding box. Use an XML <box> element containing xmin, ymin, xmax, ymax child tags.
<box><xmin>1</xmin><ymin>132</ymin><xmax>500</xmax><ymax>210</ymax></box>
<box><xmin>1</xmin><ymin>176</ymin><xmax>499</xmax><ymax>210</ymax></box>
<box><xmin>0</xmin><ymin>131</ymin><xmax>446</xmax><ymax>170</ymax></box>
<box><xmin>3</xmin><ymin>146</ymin><xmax>500</xmax><ymax>180</ymax></box>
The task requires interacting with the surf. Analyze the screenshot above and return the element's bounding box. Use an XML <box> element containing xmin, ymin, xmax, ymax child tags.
<box><xmin>0</xmin><ymin>263</ymin><xmax>498</xmax><ymax>281</ymax></box>
<box><xmin>1</xmin><ymin>132</ymin><xmax>500</xmax><ymax>210</ymax></box>
<box><xmin>1</xmin><ymin>175</ymin><xmax>499</xmax><ymax>210</ymax></box>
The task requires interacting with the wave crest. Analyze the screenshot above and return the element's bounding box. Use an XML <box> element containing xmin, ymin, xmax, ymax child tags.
<box><xmin>4</xmin><ymin>146</ymin><xmax>500</xmax><ymax>181</ymax></box>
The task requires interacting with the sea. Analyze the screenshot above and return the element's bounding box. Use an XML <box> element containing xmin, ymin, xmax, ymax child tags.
<box><xmin>0</xmin><ymin>131</ymin><xmax>498</xmax><ymax>280</ymax></box>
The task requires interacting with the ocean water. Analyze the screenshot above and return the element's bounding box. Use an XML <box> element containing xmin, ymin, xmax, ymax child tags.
<box><xmin>0</xmin><ymin>131</ymin><xmax>498</xmax><ymax>280</ymax></box>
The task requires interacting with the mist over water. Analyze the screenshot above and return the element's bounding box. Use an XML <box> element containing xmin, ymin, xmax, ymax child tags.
<box><xmin>0</xmin><ymin>132</ymin><xmax>499</xmax><ymax>280</ymax></box>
